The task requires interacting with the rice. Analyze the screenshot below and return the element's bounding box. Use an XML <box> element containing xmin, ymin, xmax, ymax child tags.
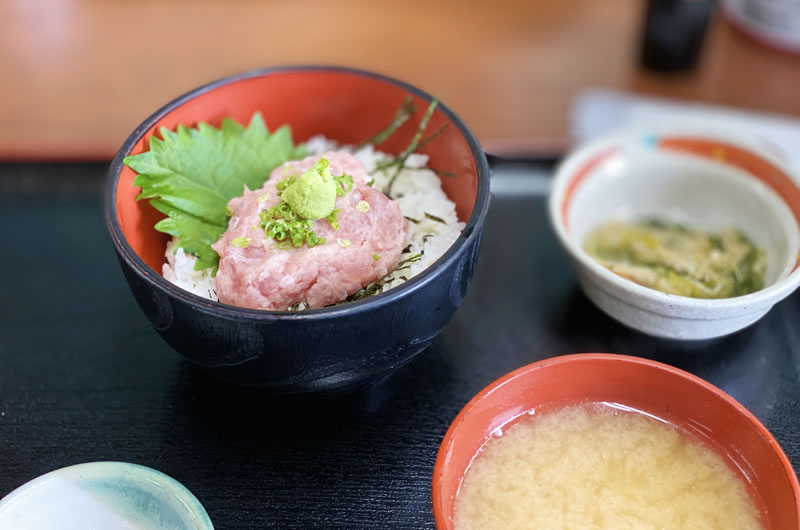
<box><xmin>163</xmin><ymin>135</ymin><xmax>465</xmax><ymax>305</ymax></box>
<box><xmin>163</xmin><ymin>239</ymin><xmax>219</xmax><ymax>301</ymax></box>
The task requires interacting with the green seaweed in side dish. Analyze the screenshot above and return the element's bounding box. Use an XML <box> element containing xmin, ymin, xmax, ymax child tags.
<box><xmin>583</xmin><ymin>219</ymin><xmax>766</xmax><ymax>299</ymax></box>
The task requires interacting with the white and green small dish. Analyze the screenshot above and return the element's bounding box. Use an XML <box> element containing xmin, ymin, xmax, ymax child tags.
<box><xmin>0</xmin><ymin>461</ymin><xmax>213</xmax><ymax>529</ymax></box>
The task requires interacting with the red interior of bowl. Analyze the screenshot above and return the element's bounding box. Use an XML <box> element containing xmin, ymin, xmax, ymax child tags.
<box><xmin>114</xmin><ymin>69</ymin><xmax>479</xmax><ymax>273</ymax></box>
<box><xmin>433</xmin><ymin>354</ymin><xmax>800</xmax><ymax>530</ymax></box>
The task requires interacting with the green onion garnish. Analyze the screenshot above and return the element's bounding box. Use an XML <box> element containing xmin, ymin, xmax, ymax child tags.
<box><xmin>232</xmin><ymin>237</ymin><xmax>251</xmax><ymax>248</ymax></box>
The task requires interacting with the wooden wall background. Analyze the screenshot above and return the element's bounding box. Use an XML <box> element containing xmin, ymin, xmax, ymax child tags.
<box><xmin>1</xmin><ymin>0</ymin><xmax>798</xmax><ymax>159</ymax></box>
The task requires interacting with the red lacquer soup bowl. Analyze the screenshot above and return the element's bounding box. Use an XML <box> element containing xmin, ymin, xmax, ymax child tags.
<box><xmin>433</xmin><ymin>354</ymin><xmax>800</xmax><ymax>529</ymax></box>
<box><xmin>105</xmin><ymin>66</ymin><xmax>490</xmax><ymax>391</ymax></box>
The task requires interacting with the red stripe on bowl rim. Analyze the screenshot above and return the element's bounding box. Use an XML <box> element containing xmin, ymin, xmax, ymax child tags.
<box><xmin>721</xmin><ymin>9</ymin><xmax>800</xmax><ymax>57</ymax></box>
<box><xmin>659</xmin><ymin>137</ymin><xmax>800</xmax><ymax>270</ymax></box>
<box><xmin>560</xmin><ymin>147</ymin><xmax>619</xmax><ymax>233</ymax></box>
<box><xmin>559</xmin><ymin>136</ymin><xmax>800</xmax><ymax>270</ymax></box>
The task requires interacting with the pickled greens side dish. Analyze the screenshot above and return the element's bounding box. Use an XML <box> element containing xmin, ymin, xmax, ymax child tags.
<box><xmin>584</xmin><ymin>220</ymin><xmax>766</xmax><ymax>299</ymax></box>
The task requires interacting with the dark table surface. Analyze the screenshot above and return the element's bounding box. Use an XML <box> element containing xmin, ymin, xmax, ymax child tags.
<box><xmin>1</xmin><ymin>162</ymin><xmax>799</xmax><ymax>529</ymax></box>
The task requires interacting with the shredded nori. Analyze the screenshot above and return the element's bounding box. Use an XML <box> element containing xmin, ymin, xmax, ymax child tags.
<box><xmin>358</xmin><ymin>96</ymin><xmax>416</xmax><ymax>149</ymax></box>
<box><xmin>416</xmin><ymin>124</ymin><xmax>449</xmax><ymax>151</ymax></box>
<box><xmin>424</xmin><ymin>212</ymin><xmax>447</xmax><ymax>224</ymax></box>
<box><xmin>383</xmin><ymin>99</ymin><xmax>440</xmax><ymax>196</ymax></box>
<box><xmin>338</xmin><ymin>253</ymin><xmax>423</xmax><ymax>303</ymax></box>
<box><xmin>288</xmin><ymin>98</ymin><xmax>452</xmax><ymax>310</ymax></box>
<box><xmin>429</xmin><ymin>167</ymin><xmax>457</xmax><ymax>179</ymax></box>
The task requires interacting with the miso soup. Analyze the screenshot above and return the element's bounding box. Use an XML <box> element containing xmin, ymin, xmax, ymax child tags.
<box><xmin>454</xmin><ymin>403</ymin><xmax>764</xmax><ymax>530</ymax></box>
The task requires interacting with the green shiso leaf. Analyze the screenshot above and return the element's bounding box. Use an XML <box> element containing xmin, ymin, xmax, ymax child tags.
<box><xmin>124</xmin><ymin>112</ymin><xmax>306</xmax><ymax>273</ymax></box>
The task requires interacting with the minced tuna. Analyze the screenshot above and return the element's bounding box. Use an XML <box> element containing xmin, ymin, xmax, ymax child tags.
<box><xmin>211</xmin><ymin>152</ymin><xmax>407</xmax><ymax>310</ymax></box>
<box><xmin>162</xmin><ymin>137</ymin><xmax>465</xmax><ymax>309</ymax></box>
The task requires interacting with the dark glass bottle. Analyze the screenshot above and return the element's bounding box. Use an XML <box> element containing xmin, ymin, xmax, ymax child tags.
<box><xmin>640</xmin><ymin>0</ymin><xmax>715</xmax><ymax>72</ymax></box>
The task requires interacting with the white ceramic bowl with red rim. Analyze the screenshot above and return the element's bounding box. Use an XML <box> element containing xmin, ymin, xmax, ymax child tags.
<box><xmin>548</xmin><ymin>129</ymin><xmax>800</xmax><ymax>340</ymax></box>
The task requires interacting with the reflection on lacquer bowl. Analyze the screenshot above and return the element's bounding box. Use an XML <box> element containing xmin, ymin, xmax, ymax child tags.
<box><xmin>433</xmin><ymin>354</ymin><xmax>800</xmax><ymax>530</ymax></box>
<box><xmin>549</xmin><ymin>129</ymin><xmax>800</xmax><ymax>340</ymax></box>
<box><xmin>105</xmin><ymin>66</ymin><xmax>490</xmax><ymax>392</ymax></box>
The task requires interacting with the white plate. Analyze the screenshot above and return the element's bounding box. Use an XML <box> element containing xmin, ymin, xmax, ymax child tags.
<box><xmin>0</xmin><ymin>462</ymin><xmax>213</xmax><ymax>530</ymax></box>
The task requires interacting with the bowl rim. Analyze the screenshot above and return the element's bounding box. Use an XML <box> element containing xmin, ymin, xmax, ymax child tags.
<box><xmin>547</xmin><ymin>128</ymin><xmax>800</xmax><ymax>314</ymax></box>
<box><xmin>431</xmin><ymin>352</ymin><xmax>800</xmax><ymax>529</ymax></box>
<box><xmin>104</xmin><ymin>65</ymin><xmax>491</xmax><ymax>320</ymax></box>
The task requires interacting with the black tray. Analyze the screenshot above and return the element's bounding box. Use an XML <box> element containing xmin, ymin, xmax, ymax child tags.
<box><xmin>1</xmin><ymin>162</ymin><xmax>798</xmax><ymax>529</ymax></box>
